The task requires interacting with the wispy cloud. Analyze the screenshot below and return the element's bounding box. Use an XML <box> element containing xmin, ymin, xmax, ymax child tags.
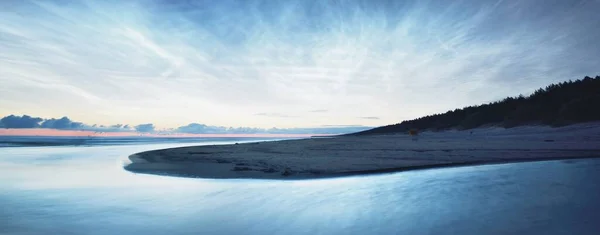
<box><xmin>309</xmin><ymin>109</ymin><xmax>328</xmax><ymax>113</ymax></box>
<box><xmin>359</xmin><ymin>117</ymin><xmax>380</xmax><ymax>120</ymax></box>
<box><xmin>254</xmin><ymin>113</ymin><xmax>299</xmax><ymax>118</ymax></box>
<box><xmin>1</xmin><ymin>0</ymin><xmax>598</xmax><ymax>128</ymax></box>
<box><xmin>176</xmin><ymin>122</ymin><xmax>371</xmax><ymax>134</ymax></box>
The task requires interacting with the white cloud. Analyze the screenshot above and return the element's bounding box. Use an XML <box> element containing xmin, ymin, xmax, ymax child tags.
<box><xmin>0</xmin><ymin>0</ymin><xmax>598</xmax><ymax>128</ymax></box>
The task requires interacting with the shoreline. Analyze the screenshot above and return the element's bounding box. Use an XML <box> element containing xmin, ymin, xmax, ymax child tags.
<box><xmin>124</xmin><ymin>123</ymin><xmax>600</xmax><ymax>180</ymax></box>
<box><xmin>126</xmin><ymin>155</ymin><xmax>600</xmax><ymax>180</ymax></box>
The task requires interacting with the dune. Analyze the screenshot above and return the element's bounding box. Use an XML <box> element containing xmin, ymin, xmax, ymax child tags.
<box><xmin>124</xmin><ymin>122</ymin><xmax>600</xmax><ymax>179</ymax></box>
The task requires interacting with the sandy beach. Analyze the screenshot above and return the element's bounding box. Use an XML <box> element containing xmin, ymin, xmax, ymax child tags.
<box><xmin>125</xmin><ymin>123</ymin><xmax>600</xmax><ymax>179</ymax></box>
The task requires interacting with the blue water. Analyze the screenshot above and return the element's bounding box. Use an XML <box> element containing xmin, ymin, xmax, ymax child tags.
<box><xmin>0</xmin><ymin>136</ymin><xmax>290</xmax><ymax>147</ymax></box>
<box><xmin>1</xmin><ymin>139</ymin><xmax>600</xmax><ymax>234</ymax></box>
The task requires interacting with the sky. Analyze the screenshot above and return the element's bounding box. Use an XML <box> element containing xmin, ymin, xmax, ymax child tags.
<box><xmin>1</xmin><ymin>0</ymin><xmax>599</xmax><ymax>131</ymax></box>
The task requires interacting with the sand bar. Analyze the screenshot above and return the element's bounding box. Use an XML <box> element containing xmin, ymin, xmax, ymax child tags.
<box><xmin>124</xmin><ymin>123</ymin><xmax>600</xmax><ymax>179</ymax></box>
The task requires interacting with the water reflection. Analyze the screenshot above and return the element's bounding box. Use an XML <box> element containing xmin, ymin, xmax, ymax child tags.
<box><xmin>1</xmin><ymin>141</ymin><xmax>599</xmax><ymax>234</ymax></box>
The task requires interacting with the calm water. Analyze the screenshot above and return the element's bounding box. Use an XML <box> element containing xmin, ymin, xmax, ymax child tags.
<box><xmin>1</xmin><ymin>139</ymin><xmax>600</xmax><ymax>235</ymax></box>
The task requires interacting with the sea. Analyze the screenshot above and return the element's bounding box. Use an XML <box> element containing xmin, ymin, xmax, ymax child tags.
<box><xmin>1</xmin><ymin>136</ymin><xmax>599</xmax><ymax>234</ymax></box>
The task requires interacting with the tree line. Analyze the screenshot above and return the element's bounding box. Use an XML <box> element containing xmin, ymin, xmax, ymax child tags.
<box><xmin>354</xmin><ymin>76</ymin><xmax>600</xmax><ymax>135</ymax></box>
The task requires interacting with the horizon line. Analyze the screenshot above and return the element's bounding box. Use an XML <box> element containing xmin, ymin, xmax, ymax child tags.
<box><xmin>0</xmin><ymin>128</ymin><xmax>341</xmax><ymax>138</ymax></box>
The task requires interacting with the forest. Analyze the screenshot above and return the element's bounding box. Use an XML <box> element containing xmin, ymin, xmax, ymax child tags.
<box><xmin>354</xmin><ymin>76</ymin><xmax>600</xmax><ymax>135</ymax></box>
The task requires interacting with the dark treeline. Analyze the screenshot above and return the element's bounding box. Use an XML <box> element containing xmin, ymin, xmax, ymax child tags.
<box><xmin>354</xmin><ymin>76</ymin><xmax>600</xmax><ymax>135</ymax></box>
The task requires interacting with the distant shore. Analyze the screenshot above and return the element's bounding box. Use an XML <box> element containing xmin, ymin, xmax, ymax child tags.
<box><xmin>124</xmin><ymin>123</ymin><xmax>600</xmax><ymax>179</ymax></box>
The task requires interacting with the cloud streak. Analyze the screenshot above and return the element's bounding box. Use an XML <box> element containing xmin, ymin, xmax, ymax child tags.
<box><xmin>359</xmin><ymin>117</ymin><xmax>380</xmax><ymax>120</ymax></box>
<box><xmin>254</xmin><ymin>112</ymin><xmax>299</xmax><ymax>118</ymax></box>
<box><xmin>1</xmin><ymin>0</ymin><xmax>599</xmax><ymax>128</ymax></box>
<box><xmin>309</xmin><ymin>109</ymin><xmax>328</xmax><ymax>113</ymax></box>
<box><xmin>176</xmin><ymin>122</ymin><xmax>371</xmax><ymax>134</ymax></box>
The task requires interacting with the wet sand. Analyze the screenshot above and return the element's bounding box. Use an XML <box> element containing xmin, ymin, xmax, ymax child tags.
<box><xmin>125</xmin><ymin>123</ymin><xmax>600</xmax><ymax>179</ymax></box>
